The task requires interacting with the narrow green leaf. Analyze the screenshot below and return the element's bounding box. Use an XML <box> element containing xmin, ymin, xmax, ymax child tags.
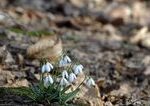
<box><xmin>62</xmin><ymin>88</ymin><xmax>80</xmax><ymax>103</ymax></box>
<box><xmin>61</xmin><ymin>85</ymin><xmax>72</xmax><ymax>94</ymax></box>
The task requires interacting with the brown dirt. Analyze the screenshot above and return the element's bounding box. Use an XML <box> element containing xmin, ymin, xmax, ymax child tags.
<box><xmin>0</xmin><ymin>0</ymin><xmax>150</xmax><ymax>105</ymax></box>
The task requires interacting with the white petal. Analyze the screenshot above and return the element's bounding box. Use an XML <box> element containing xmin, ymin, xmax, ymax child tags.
<box><xmin>62</xmin><ymin>70</ymin><xmax>69</xmax><ymax>78</ymax></box>
<box><xmin>60</xmin><ymin>77</ymin><xmax>69</xmax><ymax>86</ymax></box>
<box><xmin>64</xmin><ymin>55</ymin><xmax>71</xmax><ymax>63</ymax></box>
<box><xmin>79</xmin><ymin>64</ymin><xmax>83</xmax><ymax>69</ymax></box>
<box><xmin>44</xmin><ymin>75</ymin><xmax>54</xmax><ymax>87</ymax></box>
<box><xmin>47</xmin><ymin>75</ymin><xmax>54</xmax><ymax>84</ymax></box>
<box><xmin>46</xmin><ymin>62</ymin><xmax>53</xmax><ymax>69</ymax></box>
<box><xmin>73</xmin><ymin>65</ymin><xmax>78</xmax><ymax>75</ymax></box>
<box><xmin>45</xmin><ymin>64</ymin><xmax>51</xmax><ymax>72</ymax></box>
<box><xmin>86</xmin><ymin>78</ymin><xmax>95</xmax><ymax>87</ymax></box>
<box><xmin>73</xmin><ymin>65</ymin><xmax>83</xmax><ymax>75</ymax></box>
<box><xmin>69</xmin><ymin>73</ymin><xmax>77</xmax><ymax>83</ymax></box>
<box><xmin>77</xmin><ymin>67</ymin><xmax>82</xmax><ymax>73</ymax></box>
<box><xmin>41</xmin><ymin>65</ymin><xmax>46</xmax><ymax>73</ymax></box>
<box><xmin>59</xmin><ymin>59</ymin><xmax>65</xmax><ymax>67</ymax></box>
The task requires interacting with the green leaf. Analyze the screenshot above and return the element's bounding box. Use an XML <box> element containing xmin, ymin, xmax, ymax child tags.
<box><xmin>62</xmin><ymin>88</ymin><xmax>80</xmax><ymax>103</ymax></box>
<box><xmin>61</xmin><ymin>85</ymin><xmax>72</xmax><ymax>94</ymax></box>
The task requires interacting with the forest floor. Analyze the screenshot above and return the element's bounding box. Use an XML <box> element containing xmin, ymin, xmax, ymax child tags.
<box><xmin>0</xmin><ymin>0</ymin><xmax>150</xmax><ymax>105</ymax></box>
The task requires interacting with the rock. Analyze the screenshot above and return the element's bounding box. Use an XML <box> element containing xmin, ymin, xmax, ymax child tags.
<box><xmin>27</xmin><ymin>35</ymin><xmax>62</xmax><ymax>61</ymax></box>
<box><xmin>5</xmin><ymin>52</ymin><xmax>15</xmax><ymax>64</ymax></box>
<box><xmin>0</xmin><ymin>13</ymin><xmax>5</xmax><ymax>21</ymax></box>
<box><xmin>130</xmin><ymin>27</ymin><xmax>148</xmax><ymax>44</ymax></box>
<box><xmin>0</xmin><ymin>46</ymin><xmax>15</xmax><ymax>64</ymax></box>
<box><xmin>0</xmin><ymin>12</ymin><xmax>15</xmax><ymax>27</ymax></box>
<box><xmin>11</xmin><ymin>71</ymin><xmax>26</xmax><ymax>79</ymax></box>
<box><xmin>99</xmin><ymin>2</ymin><xmax>131</xmax><ymax>25</ymax></box>
<box><xmin>0</xmin><ymin>45</ymin><xmax>7</xmax><ymax>63</ymax></box>
<box><xmin>70</xmin><ymin>0</ymin><xmax>103</xmax><ymax>8</ymax></box>
<box><xmin>144</xmin><ymin>66</ymin><xmax>150</xmax><ymax>76</ymax></box>
<box><xmin>142</xmin><ymin>56</ymin><xmax>150</xmax><ymax>65</ymax></box>
<box><xmin>141</xmin><ymin>36</ymin><xmax>150</xmax><ymax>49</ymax></box>
<box><xmin>110</xmin><ymin>83</ymin><xmax>132</xmax><ymax>96</ymax></box>
<box><xmin>0</xmin><ymin>69</ymin><xmax>15</xmax><ymax>86</ymax></box>
<box><xmin>17</xmin><ymin>53</ymin><xmax>24</xmax><ymax>65</ymax></box>
<box><xmin>123</xmin><ymin>61</ymin><xmax>145</xmax><ymax>76</ymax></box>
<box><xmin>105</xmin><ymin>3</ymin><xmax>131</xmax><ymax>20</ymax></box>
<box><xmin>132</xmin><ymin>1</ymin><xmax>150</xmax><ymax>26</ymax></box>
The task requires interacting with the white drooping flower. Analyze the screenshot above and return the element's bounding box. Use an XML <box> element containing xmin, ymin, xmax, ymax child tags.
<box><xmin>59</xmin><ymin>55</ymin><xmax>71</xmax><ymax>67</ymax></box>
<box><xmin>41</xmin><ymin>65</ymin><xmax>46</xmax><ymax>73</ymax></box>
<box><xmin>60</xmin><ymin>77</ymin><xmax>69</xmax><ymax>86</ymax></box>
<box><xmin>69</xmin><ymin>73</ymin><xmax>77</xmax><ymax>83</ymax></box>
<box><xmin>46</xmin><ymin>62</ymin><xmax>54</xmax><ymax>69</ymax></box>
<box><xmin>86</xmin><ymin>78</ymin><xmax>95</xmax><ymax>88</ymax></box>
<box><xmin>62</xmin><ymin>70</ymin><xmax>69</xmax><ymax>78</ymax></box>
<box><xmin>44</xmin><ymin>75</ymin><xmax>54</xmax><ymax>87</ymax></box>
<box><xmin>73</xmin><ymin>64</ymin><xmax>83</xmax><ymax>75</ymax></box>
<box><xmin>41</xmin><ymin>62</ymin><xmax>53</xmax><ymax>73</ymax></box>
<box><xmin>64</xmin><ymin>55</ymin><xmax>71</xmax><ymax>63</ymax></box>
<box><xmin>59</xmin><ymin>59</ymin><xmax>64</xmax><ymax>67</ymax></box>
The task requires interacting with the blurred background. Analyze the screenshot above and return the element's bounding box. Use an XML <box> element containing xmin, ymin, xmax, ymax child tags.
<box><xmin>0</xmin><ymin>0</ymin><xmax>150</xmax><ymax>105</ymax></box>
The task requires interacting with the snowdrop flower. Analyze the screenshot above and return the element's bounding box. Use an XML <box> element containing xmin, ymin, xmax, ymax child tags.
<box><xmin>59</xmin><ymin>59</ymin><xmax>65</xmax><ymax>67</ymax></box>
<box><xmin>69</xmin><ymin>73</ymin><xmax>77</xmax><ymax>83</ymax></box>
<box><xmin>41</xmin><ymin>65</ymin><xmax>46</xmax><ymax>73</ymax></box>
<box><xmin>73</xmin><ymin>64</ymin><xmax>83</xmax><ymax>75</ymax></box>
<box><xmin>64</xmin><ymin>55</ymin><xmax>71</xmax><ymax>63</ymax></box>
<box><xmin>41</xmin><ymin>62</ymin><xmax>53</xmax><ymax>73</ymax></box>
<box><xmin>62</xmin><ymin>70</ymin><xmax>69</xmax><ymax>78</ymax></box>
<box><xmin>86</xmin><ymin>78</ymin><xmax>95</xmax><ymax>88</ymax></box>
<box><xmin>60</xmin><ymin>77</ymin><xmax>69</xmax><ymax>86</ymax></box>
<box><xmin>44</xmin><ymin>75</ymin><xmax>54</xmax><ymax>87</ymax></box>
<box><xmin>59</xmin><ymin>55</ymin><xmax>71</xmax><ymax>67</ymax></box>
<box><xmin>46</xmin><ymin>62</ymin><xmax>54</xmax><ymax>69</ymax></box>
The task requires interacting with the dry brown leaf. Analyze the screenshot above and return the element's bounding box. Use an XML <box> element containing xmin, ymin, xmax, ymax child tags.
<box><xmin>27</xmin><ymin>35</ymin><xmax>62</xmax><ymax>61</ymax></box>
<box><xmin>5</xmin><ymin>79</ymin><xmax>29</xmax><ymax>87</ymax></box>
<box><xmin>130</xmin><ymin>27</ymin><xmax>148</xmax><ymax>44</ymax></box>
<box><xmin>70</xmin><ymin>73</ymin><xmax>103</xmax><ymax>106</ymax></box>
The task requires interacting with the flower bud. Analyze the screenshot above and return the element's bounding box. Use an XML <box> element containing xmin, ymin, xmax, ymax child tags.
<box><xmin>73</xmin><ymin>64</ymin><xmax>83</xmax><ymax>75</ymax></box>
<box><xmin>62</xmin><ymin>70</ymin><xmax>69</xmax><ymax>78</ymax></box>
<box><xmin>69</xmin><ymin>73</ymin><xmax>77</xmax><ymax>83</ymax></box>
<box><xmin>59</xmin><ymin>55</ymin><xmax>71</xmax><ymax>67</ymax></box>
<box><xmin>86</xmin><ymin>78</ymin><xmax>95</xmax><ymax>88</ymax></box>
<box><xmin>60</xmin><ymin>77</ymin><xmax>69</xmax><ymax>86</ymax></box>
<box><xmin>64</xmin><ymin>55</ymin><xmax>71</xmax><ymax>63</ymax></box>
<box><xmin>44</xmin><ymin>75</ymin><xmax>54</xmax><ymax>87</ymax></box>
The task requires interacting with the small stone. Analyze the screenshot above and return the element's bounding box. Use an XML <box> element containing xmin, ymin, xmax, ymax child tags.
<box><xmin>0</xmin><ymin>45</ymin><xmax>7</xmax><ymax>62</ymax></box>
<box><xmin>141</xmin><ymin>36</ymin><xmax>150</xmax><ymax>49</ymax></box>
<box><xmin>105</xmin><ymin>101</ymin><xmax>113</xmax><ymax>106</ymax></box>
<box><xmin>0</xmin><ymin>69</ymin><xmax>15</xmax><ymax>86</ymax></box>
<box><xmin>17</xmin><ymin>53</ymin><xmax>24</xmax><ymax>65</ymax></box>
<box><xmin>144</xmin><ymin>66</ymin><xmax>150</xmax><ymax>76</ymax></box>
<box><xmin>5</xmin><ymin>52</ymin><xmax>15</xmax><ymax>64</ymax></box>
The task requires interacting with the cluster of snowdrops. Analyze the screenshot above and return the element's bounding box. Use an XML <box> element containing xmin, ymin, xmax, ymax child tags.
<box><xmin>42</xmin><ymin>55</ymin><xmax>96</xmax><ymax>89</ymax></box>
<box><xmin>14</xmin><ymin>55</ymin><xmax>96</xmax><ymax>105</ymax></box>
